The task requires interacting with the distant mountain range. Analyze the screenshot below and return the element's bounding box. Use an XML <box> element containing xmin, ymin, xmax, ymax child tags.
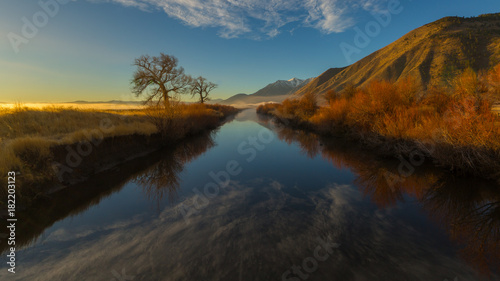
<box><xmin>252</xmin><ymin>78</ymin><xmax>311</xmax><ymax>96</ymax></box>
<box><xmin>293</xmin><ymin>13</ymin><xmax>500</xmax><ymax>99</ymax></box>
<box><xmin>218</xmin><ymin>78</ymin><xmax>312</xmax><ymax>106</ymax></box>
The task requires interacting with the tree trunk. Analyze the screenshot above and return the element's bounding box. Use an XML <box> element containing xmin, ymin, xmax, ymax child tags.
<box><xmin>160</xmin><ymin>84</ymin><xmax>169</xmax><ymax>108</ymax></box>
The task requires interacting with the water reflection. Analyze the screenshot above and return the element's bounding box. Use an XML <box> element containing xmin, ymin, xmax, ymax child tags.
<box><xmin>0</xmin><ymin>131</ymin><xmax>216</xmax><ymax>255</ymax></box>
<box><xmin>135</xmin><ymin>132</ymin><xmax>215</xmax><ymax>204</ymax></box>
<box><xmin>423</xmin><ymin>177</ymin><xmax>500</xmax><ymax>275</ymax></box>
<box><xmin>269</xmin><ymin>123</ymin><xmax>500</xmax><ymax>276</ymax></box>
<box><xmin>2</xmin><ymin>111</ymin><xmax>499</xmax><ymax>280</ymax></box>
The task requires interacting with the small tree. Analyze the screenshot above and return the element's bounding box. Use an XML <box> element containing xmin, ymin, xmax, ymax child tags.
<box><xmin>488</xmin><ymin>63</ymin><xmax>500</xmax><ymax>101</ymax></box>
<box><xmin>190</xmin><ymin>76</ymin><xmax>217</xmax><ymax>104</ymax></box>
<box><xmin>324</xmin><ymin>89</ymin><xmax>339</xmax><ymax>103</ymax></box>
<box><xmin>297</xmin><ymin>91</ymin><xmax>318</xmax><ymax>119</ymax></box>
<box><xmin>341</xmin><ymin>83</ymin><xmax>358</xmax><ymax>99</ymax></box>
<box><xmin>132</xmin><ymin>53</ymin><xmax>192</xmax><ymax>108</ymax></box>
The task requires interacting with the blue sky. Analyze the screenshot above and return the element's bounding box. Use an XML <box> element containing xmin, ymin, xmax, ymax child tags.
<box><xmin>0</xmin><ymin>0</ymin><xmax>498</xmax><ymax>102</ymax></box>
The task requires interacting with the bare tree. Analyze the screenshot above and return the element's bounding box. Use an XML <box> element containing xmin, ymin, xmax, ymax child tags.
<box><xmin>190</xmin><ymin>76</ymin><xmax>217</xmax><ymax>104</ymax></box>
<box><xmin>132</xmin><ymin>53</ymin><xmax>192</xmax><ymax>108</ymax></box>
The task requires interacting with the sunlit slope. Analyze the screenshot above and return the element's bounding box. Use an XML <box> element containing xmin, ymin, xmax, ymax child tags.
<box><xmin>294</xmin><ymin>13</ymin><xmax>500</xmax><ymax>97</ymax></box>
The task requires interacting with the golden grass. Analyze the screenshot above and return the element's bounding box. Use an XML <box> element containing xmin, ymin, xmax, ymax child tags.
<box><xmin>143</xmin><ymin>102</ymin><xmax>238</xmax><ymax>140</ymax></box>
<box><xmin>0</xmin><ymin>105</ymin><xmax>156</xmax><ymax>199</ymax></box>
<box><xmin>0</xmin><ymin>102</ymin><xmax>237</xmax><ymax>204</ymax></box>
<box><xmin>0</xmin><ymin>102</ymin><xmax>143</xmax><ymax>111</ymax></box>
<box><xmin>0</xmin><ymin>104</ymin><xmax>154</xmax><ymax>142</ymax></box>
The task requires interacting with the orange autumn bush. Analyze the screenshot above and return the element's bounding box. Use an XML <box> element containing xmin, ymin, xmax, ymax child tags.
<box><xmin>274</xmin><ymin>91</ymin><xmax>318</xmax><ymax>125</ymax></box>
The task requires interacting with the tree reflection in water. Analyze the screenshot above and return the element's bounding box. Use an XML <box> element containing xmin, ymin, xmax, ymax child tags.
<box><xmin>2</xmin><ymin>131</ymin><xmax>217</xmax><ymax>255</ymax></box>
<box><xmin>422</xmin><ymin>177</ymin><xmax>500</xmax><ymax>275</ymax></box>
<box><xmin>134</xmin><ymin>131</ymin><xmax>216</xmax><ymax>204</ymax></box>
<box><xmin>271</xmin><ymin>123</ymin><xmax>500</xmax><ymax>276</ymax></box>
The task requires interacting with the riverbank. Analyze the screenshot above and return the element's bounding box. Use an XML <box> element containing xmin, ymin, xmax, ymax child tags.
<box><xmin>257</xmin><ymin>66</ymin><xmax>500</xmax><ymax>180</ymax></box>
<box><xmin>5</xmin><ymin>108</ymin><xmax>498</xmax><ymax>280</ymax></box>
<box><xmin>0</xmin><ymin>103</ymin><xmax>239</xmax><ymax>207</ymax></box>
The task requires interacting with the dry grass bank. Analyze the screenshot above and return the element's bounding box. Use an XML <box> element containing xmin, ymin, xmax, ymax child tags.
<box><xmin>144</xmin><ymin>102</ymin><xmax>238</xmax><ymax>140</ymax></box>
<box><xmin>258</xmin><ymin>64</ymin><xmax>500</xmax><ymax>178</ymax></box>
<box><xmin>0</xmin><ymin>103</ymin><xmax>238</xmax><ymax>206</ymax></box>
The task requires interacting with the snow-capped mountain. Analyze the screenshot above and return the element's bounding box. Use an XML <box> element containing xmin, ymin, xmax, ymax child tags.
<box><xmin>286</xmin><ymin>77</ymin><xmax>306</xmax><ymax>87</ymax></box>
<box><xmin>252</xmin><ymin>77</ymin><xmax>312</xmax><ymax>97</ymax></box>
<box><xmin>215</xmin><ymin>77</ymin><xmax>313</xmax><ymax>106</ymax></box>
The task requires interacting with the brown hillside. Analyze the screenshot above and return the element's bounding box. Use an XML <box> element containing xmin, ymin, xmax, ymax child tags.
<box><xmin>293</xmin><ymin>13</ymin><xmax>500</xmax><ymax>98</ymax></box>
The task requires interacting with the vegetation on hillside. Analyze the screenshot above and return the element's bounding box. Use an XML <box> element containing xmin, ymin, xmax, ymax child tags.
<box><xmin>292</xmin><ymin>13</ymin><xmax>500</xmax><ymax>99</ymax></box>
<box><xmin>258</xmin><ymin>64</ymin><xmax>500</xmax><ymax>178</ymax></box>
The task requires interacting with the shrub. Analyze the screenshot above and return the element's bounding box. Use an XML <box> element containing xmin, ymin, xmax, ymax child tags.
<box><xmin>422</xmin><ymin>85</ymin><xmax>452</xmax><ymax>114</ymax></box>
<box><xmin>144</xmin><ymin>102</ymin><xmax>236</xmax><ymax>141</ymax></box>
<box><xmin>365</xmin><ymin>80</ymin><xmax>401</xmax><ymax>114</ymax></box>
<box><xmin>452</xmin><ymin>68</ymin><xmax>489</xmax><ymax>105</ymax></box>
<box><xmin>256</xmin><ymin>103</ymin><xmax>280</xmax><ymax>115</ymax></box>
<box><xmin>323</xmin><ymin>89</ymin><xmax>339</xmax><ymax>103</ymax></box>
<box><xmin>488</xmin><ymin>63</ymin><xmax>500</xmax><ymax>101</ymax></box>
<box><xmin>310</xmin><ymin>97</ymin><xmax>349</xmax><ymax>134</ymax></box>
<box><xmin>296</xmin><ymin>91</ymin><xmax>318</xmax><ymax>119</ymax></box>
<box><xmin>341</xmin><ymin>83</ymin><xmax>358</xmax><ymax>99</ymax></box>
<box><xmin>396</xmin><ymin>76</ymin><xmax>421</xmax><ymax>106</ymax></box>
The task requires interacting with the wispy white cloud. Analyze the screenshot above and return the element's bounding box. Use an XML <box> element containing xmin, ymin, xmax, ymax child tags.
<box><xmin>111</xmin><ymin>0</ymin><xmax>149</xmax><ymax>10</ymax></box>
<box><xmin>304</xmin><ymin>0</ymin><xmax>354</xmax><ymax>33</ymax></box>
<box><xmin>90</xmin><ymin>0</ymin><xmax>151</xmax><ymax>11</ymax></box>
<box><xmin>100</xmin><ymin>0</ymin><xmax>387</xmax><ymax>38</ymax></box>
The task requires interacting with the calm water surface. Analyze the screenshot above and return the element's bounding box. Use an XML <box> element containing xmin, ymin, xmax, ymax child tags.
<box><xmin>1</xmin><ymin>109</ymin><xmax>499</xmax><ymax>281</ymax></box>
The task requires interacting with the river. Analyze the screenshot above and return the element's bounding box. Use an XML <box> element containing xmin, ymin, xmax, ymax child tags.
<box><xmin>1</xmin><ymin>109</ymin><xmax>498</xmax><ymax>281</ymax></box>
